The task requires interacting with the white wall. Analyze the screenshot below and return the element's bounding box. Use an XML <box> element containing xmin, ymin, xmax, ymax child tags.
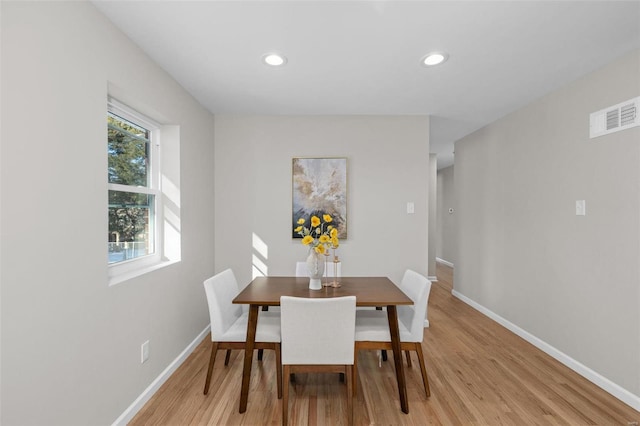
<box><xmin>214</xmin><ymin>115</ymin><xmax>430</xmax><ymax>288</ymax></box>
<box><xmin>454</xmin><ymin>50</ymin><xmax>640</xmax><ymax>404</ymax></box>
<box><xmin>427</xmin><ymin>154</ymin><xmax>437</xmax><ymax>278</ymax></box>
<box><xmin>436</xmin><ymin>165</ymin><xmax>455</xmax><ymax>264</ymax></box>
<box><xmin>1</xmin><ymin>2</ymin><xmax>215</xmax><ymax>424</ymax></box>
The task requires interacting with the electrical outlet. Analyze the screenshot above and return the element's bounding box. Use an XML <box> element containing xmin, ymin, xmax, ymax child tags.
<box><xmin>407</xmin><ymin>202</ymin><xmax>415</xmax><ymax>214</ymax></box>
<box><xmin>141</xmin><ymin>340</ymin><xmax>150</xmax><ymax>363</ymax></box>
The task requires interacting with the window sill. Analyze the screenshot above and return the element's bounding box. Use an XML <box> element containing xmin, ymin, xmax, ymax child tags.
<box><xmin>108</xmin><ymin>259</ymin><xmax>180</xmax><ymax>287</ymax></box>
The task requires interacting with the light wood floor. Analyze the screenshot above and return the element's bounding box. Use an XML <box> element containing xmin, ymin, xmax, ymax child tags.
<box><xmin>130</xmin><ymin>263</ymin><xmax>640</xmax><ymax>425</ymax></box>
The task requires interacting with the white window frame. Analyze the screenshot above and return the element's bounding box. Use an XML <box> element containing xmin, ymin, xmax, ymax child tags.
<box><xmin>108</xmin><ymin>98</ymin><xmax>164</xmax><ymax>283</ymax></box>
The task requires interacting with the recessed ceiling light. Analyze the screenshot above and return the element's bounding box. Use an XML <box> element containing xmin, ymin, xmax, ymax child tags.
<box><xmin>263</xmin><ymin>53</ymin><xmax>287</xmax><ymax>67</ymax></box>
<box><xmin>422</xmin><ymin>52</ymin><xmax>448</xmax><ymax>67</ymax></box>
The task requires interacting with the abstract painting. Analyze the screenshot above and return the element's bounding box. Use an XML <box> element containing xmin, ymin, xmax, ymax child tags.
<box><xmin>292</xmin><ymin>158</ymin><xmax>347</xmax><ymax>239</ymax></box>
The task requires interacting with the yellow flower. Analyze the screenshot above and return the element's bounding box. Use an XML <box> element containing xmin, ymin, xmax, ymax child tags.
<box><xmin>294</xmin><ymin>213</ymin><xmax>340</xmax><ymax>257</ymax></box>
<box><xmin>310</xmin><ymin>215</ymin><xmax>320</xmax><ymax>227</ymax></box>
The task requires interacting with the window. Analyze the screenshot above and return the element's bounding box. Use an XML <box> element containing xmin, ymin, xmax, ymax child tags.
<box><xmin>107</xmin><ymin>99</ymin><xmax>162</xmax><ymax>274</ymax></box>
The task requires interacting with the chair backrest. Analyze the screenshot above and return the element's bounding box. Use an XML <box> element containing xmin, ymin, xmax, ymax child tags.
<box><xmin>397</xmin><ymin>270</ymin><xmax>432</xmax><ymax>342</ymax></box>
<box><xmin>234</xmin><ymin>274</ymin><xmax>249</xmax><ymax>314</ymax></box>
<box><xmin>280</xmin><ymin>296</ymin><xmax>356</xmax><ymax>365</ymax></box>
<box><xmin>325</xmin><ymin>259</ymin><xmax>341</xmax><ymax>278</ymax></box>
<box><xmin>203</xmin><ymin>269</ymin><xmax>244</xmax><ymax>339</ymax></box>
<box><xmin>295</xmin><ymin>261</ymin><xmax>307</xmax><ymax>277</ymax></box>
<box><xmin>295</xmin><ymin>260</ymin><xmax>341</xmax><ymax>278</ymax></box>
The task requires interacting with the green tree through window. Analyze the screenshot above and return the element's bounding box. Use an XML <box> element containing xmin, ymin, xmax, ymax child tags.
<box><xmin>108</xmin><ymin>110</ymin><xmax>156</xmax><ymax>264</ymax></box>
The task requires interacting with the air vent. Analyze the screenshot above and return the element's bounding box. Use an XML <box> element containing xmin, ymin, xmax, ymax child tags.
<box><xmin>590</xmin><ymin>96</ymin><xmax>639</xmax><ymax>138</ymax></box>
<box><xmin>621</xmin><ymin>102</ymin><xmax>636</xmax><ymax>126</ymax></box>
<box><xmin>606</xmin><ymin>109</ymin><xmax>619</xmax><ymax>130</ymax></box>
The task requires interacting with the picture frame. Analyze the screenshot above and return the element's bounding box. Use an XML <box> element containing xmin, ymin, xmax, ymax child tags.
<box><xmin>292</xmin><ymin>157</ymin><xmax>347</xmax><ymax>239</ymax></box>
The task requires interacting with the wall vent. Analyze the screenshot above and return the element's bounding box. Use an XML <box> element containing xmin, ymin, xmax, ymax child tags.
<box><xmin>590</xmin><ymin>96</ymin><xmax>639</xmax><ymax>138</ymax></box>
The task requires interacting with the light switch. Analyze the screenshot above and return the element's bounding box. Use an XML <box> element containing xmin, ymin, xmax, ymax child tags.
<box><xmin>407</xmin><ymin>202</ymin><xmax>415</xmax><ymax>214</ymax></box>
<box><xmin>575</xmin><ymin>200</ymin><xmax>586</xmax><ymax>216</ymax></box>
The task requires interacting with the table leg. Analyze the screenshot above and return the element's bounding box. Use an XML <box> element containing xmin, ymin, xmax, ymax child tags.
<box><xmin>387</xmin><ymin>305</ymin><xmax>409</xmax><ymax>413</ymax></box>
<box><xmin>239</xmin><ymin>304</ymin><xmax>259</xmax><ymax>413</ymax></box>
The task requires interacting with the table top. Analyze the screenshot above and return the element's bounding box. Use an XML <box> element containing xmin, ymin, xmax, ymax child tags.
<box><xmin>233</xmin><ymin>276</ymin><xmax>413</xmax><ymax>307</ymax></box>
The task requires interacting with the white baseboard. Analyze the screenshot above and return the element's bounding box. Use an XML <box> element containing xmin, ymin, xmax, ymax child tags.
<box><xmin>436</xmin><ymin>257</ymin><xmax>453</xmax><ymax>268</ymax></box>
<box><xmin>112</xmin><ymin>325</ymin><xmax>211</xmax><ymax>426</ymax></box>
<box><xmin>451</xmin><ymin>290</ymin><xmax>640</xmax><ymax>412</ymax></box>
<box><xmin>428</xmin><ymin>276</ymin><xmax>438</xmax><ymax>283</ymax></box>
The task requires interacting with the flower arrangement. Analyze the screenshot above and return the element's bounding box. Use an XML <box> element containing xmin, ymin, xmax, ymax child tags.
<box><xmin>294</xmin><ymin>214</ymin><xmax>340</xmax><ymax>254</ymax></box>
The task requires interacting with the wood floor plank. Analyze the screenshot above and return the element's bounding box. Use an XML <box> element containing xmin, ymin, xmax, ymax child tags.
<box><xmin>129</xmin><ymin>263</ymin><xmax>640</xmax><ymax>425</ymax></box>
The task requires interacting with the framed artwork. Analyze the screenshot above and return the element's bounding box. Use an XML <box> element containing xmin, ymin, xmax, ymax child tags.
<box><xmin>292</xmin><ymin>157</ymin><xmax>347</xmax><ymax>239</ymax></box>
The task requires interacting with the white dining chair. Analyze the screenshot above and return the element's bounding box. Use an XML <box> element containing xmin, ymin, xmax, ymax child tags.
<box><xmin>294</xmin><ymin>261</ymin><xmax>307</xmax><ymax>277</ymax></box>
<box><xmin>295</xmin><ymin>259</ymin><xmax>341</xmax><ymax>281</ymax></box>
<box><xmin>280</xmin><ymin>295</ymin><xmax>356</xmax><ymax>426</ymax></box>
<box><xmin>298</xmin><ymin>261</ymin><xmax>380</xmax><ymax>315</ymax></box>
<box><xmin>202</xmin><ymin>269</ymin><xmax>282</xmax><ymax>399</ymax></box>
<box><xmin>353</xmin><ymin>269</ymin><xmax>432</xmax><ymax>398</ymax></box>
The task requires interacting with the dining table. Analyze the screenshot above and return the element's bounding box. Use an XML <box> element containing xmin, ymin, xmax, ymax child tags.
<box><xmin>232</xmin><ymin>275</ymin><xmax>414</xmax><ymax>414</ymax></box>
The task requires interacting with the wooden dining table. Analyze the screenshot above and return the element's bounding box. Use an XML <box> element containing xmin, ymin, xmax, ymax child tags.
<box><xmin>232</xmin><ymin>276</ymin><xmax>414</xmax><ymax>414</ymax></box>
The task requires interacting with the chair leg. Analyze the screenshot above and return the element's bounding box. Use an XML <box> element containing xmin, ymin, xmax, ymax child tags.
<box><xmin>282</xmin><ymin>365</ymin><xmax>290</xmax><ymax>426</ymax></box>
<box><xmin>381</xmin><ymin>350</ymin><xmax>387</xmax><ymax>361</ymax></box>
<box><xmin>346</xmin><ymin>365</ymin><xmax>354</xmax><ymax>426</ymax></box>
<box><xmin>405</xmin><ymin>350</ymin><xmax>412</xmax><ymax>367</ymax></box>
<box><xmin>258</xmin><ymin>306</ymin><xmax>269</xmax><ymax>361</ymax></box>
<box><xmin>224</xmin><ymin>349</ymin><xmax>232</xmax><ymax>366</ymax></box>
<box><xmin>275</xmin><ymin>344</ymin><xmax>283</xmax><ymax>399</ymax></box>
<box><xmin>353</xmin><ymin>348</ymin><xmax>358</xmax><ymax>396</ymax></box>
<box><xmin>414</xmin><ymin>344</ymin><xmax>431</xmax><ymax>398</ymax></box>
<box><xmin>203</xmin><ymin>342</ymin><xmax>219</xmax><ymax>395</ymax></box>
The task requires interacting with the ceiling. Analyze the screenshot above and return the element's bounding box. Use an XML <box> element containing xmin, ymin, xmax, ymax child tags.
<box><xmin>92</xmin><ymin>1</ymin><xmax>640</xmax><ymax>169</ymax></box>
